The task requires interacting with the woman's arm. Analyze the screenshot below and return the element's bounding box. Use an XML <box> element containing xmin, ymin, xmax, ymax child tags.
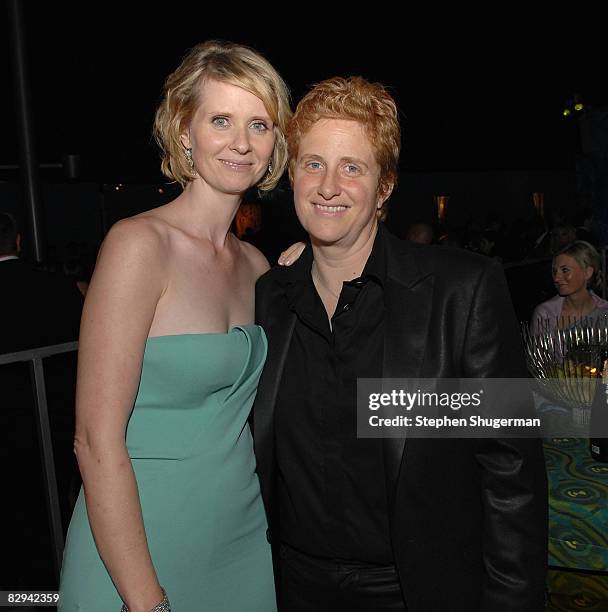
<box><xmin>74</xmin><ymin>219</ymin><xmax>168</xmax><ymax>612</ymax></box>
<box><xmin>463</xmin><ymin>261</ymin><xmax>547</xmax><ymax>609</ymax></box>
<box><xmin>530</xmin><ymin>305</ymin><xmax>543</xmax><ymax>335</ymax></box>
<box><xmin>530</xmin><ymin>300</ymin><xmax>554</xmax><ymax>335</ymax></box>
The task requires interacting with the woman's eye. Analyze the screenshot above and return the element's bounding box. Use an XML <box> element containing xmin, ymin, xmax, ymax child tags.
<box><xmin>251</xmin><ymin>121</ymin><xmax>268</xmax><ymax>132</ymax></box>
<box><xmin>212</xmin><ymin>116</ymin><xmax>229</xmax><ymax>127</ymax></box>
<box><xmin>344</xmin><ymin>164</ymin><xmax>360</xmax><ymax>174</ymax></box>
<box><xmin>305</xmin><ymin>161</ymin><xmax>322</xmax><ymax>171</ymax></box>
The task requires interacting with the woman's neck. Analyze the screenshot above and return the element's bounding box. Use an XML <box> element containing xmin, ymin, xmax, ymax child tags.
<box><xmin>311</xmin><ymin>224</ymin><xmax>378</xmax><ymax>288</ymax></box>
<box><xmin>310</xmin><ymin>224</ymin><xmax>378</xmax><ymax>322</ymax></box>
<box><xmin>562</xmin><ymin>289</ymin><xmax>595</xmax><ymax>317</ymax></box>
<box><xmin>171</xmin><ymin>180</ymin><xmax>242</xmax><ymax>246</ymax></box>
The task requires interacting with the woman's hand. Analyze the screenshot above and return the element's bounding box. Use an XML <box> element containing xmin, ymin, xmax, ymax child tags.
<box><xmin>278</xmin><ymin>242</ymin><xmax>306</xmax><ymax>266</ymax></box>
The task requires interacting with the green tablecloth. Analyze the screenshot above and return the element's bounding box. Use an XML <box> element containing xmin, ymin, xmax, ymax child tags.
<box><xmin>545</xmin><ymin>437</ymin><xmax>608</xmax><ymax>572</ymax></box>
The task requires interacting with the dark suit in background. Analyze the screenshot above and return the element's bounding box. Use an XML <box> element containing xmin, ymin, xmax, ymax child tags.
<box><xmin>0</xmin><ymin>257</ymin><xmax>83</xmax><ymax>353</ymax></box>
<box><xmin>0</xmin><ymin>257</ymin><xmax>83</xmax><ymax>589</ymax></box>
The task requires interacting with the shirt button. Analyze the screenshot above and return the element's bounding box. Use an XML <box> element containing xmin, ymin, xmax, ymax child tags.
<box><xmin>343</xmin><ymin>303</ymin><xmax>351</xmax><ymax>311</ymax></box>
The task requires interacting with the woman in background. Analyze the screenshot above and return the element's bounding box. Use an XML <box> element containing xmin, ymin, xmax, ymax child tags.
<box><xmin>531</xmin><ymin>240</ymin><xmax>608</xmax><ymax>335</ymax></box>
<box><xmin>59</xmin><ymin>40</ymin><xmax>291</xmax><ymax>611</ymax></box>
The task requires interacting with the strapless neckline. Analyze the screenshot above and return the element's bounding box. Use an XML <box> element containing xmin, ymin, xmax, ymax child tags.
<box><xmin>60</xmin><ymin>321</ymin><xmax>274</xmax><ymax>611</ymax></box>
<box><xmin>146</xmin><ymin>324</ymin><xmax>262</xmax><ymax>342</ymax></box>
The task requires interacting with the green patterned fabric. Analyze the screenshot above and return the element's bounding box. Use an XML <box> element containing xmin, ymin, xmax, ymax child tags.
<box><xmin>545</xmin><ymin>437</ymin><xmax>608</xmax><ymax>572</ymax></box>
<box><xmin>546</xmin><ymin>569</ymin><xmax>608</xmax><ymax>611</ymax></box>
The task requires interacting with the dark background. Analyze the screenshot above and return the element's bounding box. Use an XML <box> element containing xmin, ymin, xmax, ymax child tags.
<box><xmin>1</xmin><ymin>2</ymin><xmax>607</xmax><ymax>264</ymax></box>
<box><xmin>1</xmin><ymin>2</ymin><xmax>606</xmax><ymax>182</ymax></box>
<box><xmin>1</xmin><ymin>3</ymin><xmax>607</xmax><ymax>597</ymax></box>
<box><xmin>0</xmin><ymin>0</ymin><xmax>608</xmax><ymax>588</ymax></box>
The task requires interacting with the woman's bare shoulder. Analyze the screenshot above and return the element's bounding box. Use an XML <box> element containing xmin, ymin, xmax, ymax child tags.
<box><xmin>102</xmin><ymin>215</ymin><xmax>171</xmax><ymax>256</ymax></box>
<box><xmin>91</xmin><ymin>218</ymin><xmax>173</xmax><ymax>293</ymax></box>
<box><xmin>237</xmin><ymin>239</ymin><xmax>270</xmax><ymax>279</ymax></box>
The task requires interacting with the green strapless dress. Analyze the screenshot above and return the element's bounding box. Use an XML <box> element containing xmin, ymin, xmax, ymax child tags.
<box><xmin>59</xmin><ymin>325</ymin><xmax>275</xmax><ymax>611</ymax></box>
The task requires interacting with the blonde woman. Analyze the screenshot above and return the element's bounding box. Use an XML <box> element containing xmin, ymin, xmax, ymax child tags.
<box><xmin>59</xmin><ymin>41</ymin><xmax>291</xmax><ymax>611</ymax></box>
<box><xmin>531</xmin><ymin>240</ymin><xmax>608</xmax><ymax>334</ymax></box>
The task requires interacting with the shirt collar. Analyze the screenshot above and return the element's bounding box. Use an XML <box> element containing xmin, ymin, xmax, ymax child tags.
<box><xmin>283</xmin><ymin>224</ymin><xmax>387</xmax><ymax>286</ymax></box>
<box><xmin>358</xmin><ymin>224</ymin><xmax>387</xmax><ymax>287</ymax></box>
<box><xmin>282</xmin><ymin>224</ymin><xmax>387</xmax><ymax>311</ymax></box>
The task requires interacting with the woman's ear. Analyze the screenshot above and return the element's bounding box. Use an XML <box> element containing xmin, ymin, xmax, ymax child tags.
<box><xmin>377</xmin><ymin>180</ymin><xmax>395</xmax><ymax>209</ymax></box>
<box><xmin>180</xmin><ymin>129</ymin><xmax>191</xmax><ymax>150</ymax></box>
<box><xmin>585</xmin><ymin>266</ymin><xmax>594</xmax><ymax>282</ymax></box>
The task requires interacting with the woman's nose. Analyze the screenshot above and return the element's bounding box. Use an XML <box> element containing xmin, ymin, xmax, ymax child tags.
<box><xmin>318</xmin><ymin>171</ymin><xmax>340</xmax><ymax>200</ymax></box>
<box><xmin>230</xmin><ymin>127</ymin><xmax>251</xmax><ymax>154</ymax></box>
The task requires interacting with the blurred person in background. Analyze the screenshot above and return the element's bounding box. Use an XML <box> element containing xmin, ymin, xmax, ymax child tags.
<box><xmin>530</xmin><ymin>240</ymin><xmax>608</xmax><ymax>335</ymax></box>
<box><xmin>550</xmin><ymin>224</ymin><xmax>577</xmax><ymax>255</ymax></box>
<box><xmin>405</xmin><ymin>221</ymin><xmax>434</xmax><ymax>244</ymax></box>
<box><xmin>0</xmin><ymin>211</ymin><xmax>83</xmax><ymax>590</ymax></box>
<box><xmin>0</xmin><ymin>212</ymin><xmax>83</xmax><ymax>353</ymax></box>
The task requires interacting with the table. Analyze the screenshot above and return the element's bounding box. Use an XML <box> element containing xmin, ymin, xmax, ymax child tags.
<box><xmin>544</xmin><ymin>437</ymin><xmax>608</xmax><ymax>571</ymax></box>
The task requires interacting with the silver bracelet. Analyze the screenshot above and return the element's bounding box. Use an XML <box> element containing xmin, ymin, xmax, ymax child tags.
<box><xmin>120</xmin><ymin>588</ymin><xmax>171</xmax><ymax>612</ymax></box>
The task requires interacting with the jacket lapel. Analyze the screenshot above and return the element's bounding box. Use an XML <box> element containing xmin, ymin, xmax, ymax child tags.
<box><xmin>381</xmin><ymin>232</ymin><xmax>435</xmax><ymax>506</ymax></box>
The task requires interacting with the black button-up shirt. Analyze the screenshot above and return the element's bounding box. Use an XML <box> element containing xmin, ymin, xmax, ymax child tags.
<box><xmin>274</xmin><ymin>228</ymin><xmax>392</xmax><ymax>563</ymax></box>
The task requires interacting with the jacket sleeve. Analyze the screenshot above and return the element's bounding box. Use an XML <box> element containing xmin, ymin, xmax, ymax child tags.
<box><xmin>463</xmin><ymin>260</ymin><xmax>548</xmax><ymax>611</ymax></box>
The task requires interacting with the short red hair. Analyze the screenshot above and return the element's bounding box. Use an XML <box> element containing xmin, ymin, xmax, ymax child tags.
<box><xmin>287</xmin><ymin>76</ymin><xmax>400</xmax><ymax>220</ymax></box>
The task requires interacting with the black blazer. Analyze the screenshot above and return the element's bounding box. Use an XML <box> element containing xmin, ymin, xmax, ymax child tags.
<box><xmin>0</xmin><ymin>258</ymin><xmax>84</xmax><ymax>536</ymax></box>
<box><xmin>253</xmin><ymin>227</ymin><xmax>547</xmax><ymax>612</ymax></box>
<box><xmin>0</xmin><ymin>258</ymin><xmax>83</xmax><ymax>354</ymax></box>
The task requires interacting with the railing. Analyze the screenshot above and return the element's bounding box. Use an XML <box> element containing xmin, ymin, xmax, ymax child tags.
<box><xmin>0</xmin><ymin>341</ymin><xmax>78</xmax><ymax>581</ymax></box>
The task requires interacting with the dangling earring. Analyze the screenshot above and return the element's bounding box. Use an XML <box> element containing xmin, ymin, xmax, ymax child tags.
<box><xmin>185</xmin><ymin>147</ymin><xmax>196</xmax><ymax>175</ymax></box>
<box><xmin>267</xmin><ymin>161</ymin><xmax>273</xmax><ymax>174</ymax></box>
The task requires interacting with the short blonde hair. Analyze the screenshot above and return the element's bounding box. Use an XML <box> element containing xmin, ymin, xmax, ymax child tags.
<box><xmin>287</xmin><ymin>76</ymin><xmax>401</xmax><ymax>220</ymax></box>
<box><xmin>154</xmin><ymin>40</ymin><xmax>291</xmax><ymax>191</ymax></box>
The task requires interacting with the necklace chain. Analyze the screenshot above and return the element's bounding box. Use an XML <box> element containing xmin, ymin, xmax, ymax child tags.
<box><xmin>312</xmin><ymin>263</ymin><xmax>341</xmax><ymax>299</ymax></box>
